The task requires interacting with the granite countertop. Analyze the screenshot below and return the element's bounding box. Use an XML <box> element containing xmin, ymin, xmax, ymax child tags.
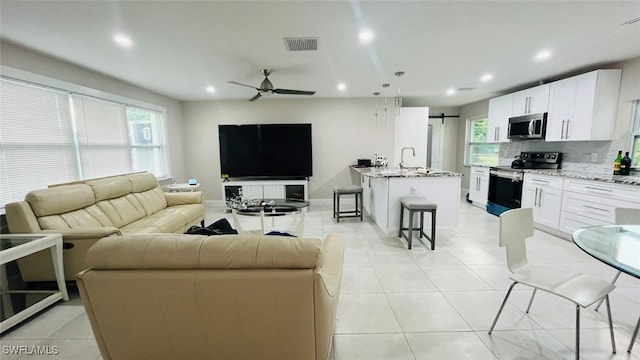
<box><xmin>524</xmin><ymin>169</ymin><xmax>640</xmax><ymax>186</ymax></box>
<box><xmin>351</xmin><ymin>166</ymin><xmax>462</xmax><ymax>178</ymax></box>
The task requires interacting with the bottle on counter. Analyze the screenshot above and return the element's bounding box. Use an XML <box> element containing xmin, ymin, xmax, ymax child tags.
<box><xmin>620</xmin><ymin>151</ymin><xmax>632</xmax><ymax>175</ymax></box>
<box><xmin>613</xmin><ymin>150</ymin><xmax>622</xmax><ymax>175</ymax></box>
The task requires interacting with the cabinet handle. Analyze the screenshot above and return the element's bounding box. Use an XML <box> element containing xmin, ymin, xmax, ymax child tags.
<box><xmin>528</xmin><ymin>96</ymin><xmax>532</xmax><ymax>113</ymax></box>
<box><xmin>534</xmin><ymin>188</ymin><xmax>539</xmax><ymax>206</ymax></box>
<box><xmin>584</xmin><ymin>186</ymin><xmax>612</xmax><ymax>192</ymax></box>
<box><xmin>565</xmin><ymin>119</ymin><xmax>570</xmax><ymax>139</ymax></box>
<box><xmin>496</xmin><ymin>126</ymin><xmax>500</xmax><ymax>140</ymax></box>
<box><xmin>495</xmin><ymin>127</ymin><xmax>498</xmax><ymax>141</ymax></box>
<box><xmin>583</xmin><ymin>205</ymin><xmax>610</xmax><ymax>213</ymax></box>
<box><xmin>560</xmin><ymin>119</ymin><xmax>566</xmax><ymax>139</ymax></box>
<box><xmin>537</xmin><ymin>188</ymin><xmax>543</xmax><ymax>207</ymax></box>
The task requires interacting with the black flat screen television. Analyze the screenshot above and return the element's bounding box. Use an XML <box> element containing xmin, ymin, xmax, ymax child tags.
<box><xmin>219</xmin><ymin>123</ymin><xmax>313</xmax><ymax>179</ymax></box>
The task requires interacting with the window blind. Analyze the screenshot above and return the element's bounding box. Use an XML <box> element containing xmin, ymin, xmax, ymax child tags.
<box><xmin>0</xmin><ymin>79</ymin><xmax>78</xmax><ymax>208</ymax></box>
<box><xmin>73</xmin><ymin>95</ymin><xmax>131</xmax><ymax>178</ymax></box>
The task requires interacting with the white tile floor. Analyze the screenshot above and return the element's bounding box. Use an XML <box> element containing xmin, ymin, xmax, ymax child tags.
<box><xmin>1</xmin><ymin>200</ymin><xmax>639</xmax><ymax>359</ymax></box>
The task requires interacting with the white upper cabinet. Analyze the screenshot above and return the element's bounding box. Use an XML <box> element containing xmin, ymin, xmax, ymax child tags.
<box><xmin>512</xmin><ymin>84</ymin><xmax>550</xmax><ymax>116</ymax></box>
<box><xmin>546</xmin><ymin>69</ymin><xmax>621</xmax><ymax>141</ymax></box>
<box><xmin>487</xmin><ymin>94</ymin><xmax>512</xmax><ymax>142</ymax></box>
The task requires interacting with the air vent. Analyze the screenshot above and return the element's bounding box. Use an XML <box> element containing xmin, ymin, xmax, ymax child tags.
<box><xmin>284</xmin><ymin>37</ymin><xmax>318</xmax><ymax>51</ymax></box>
<box><xmin>457</xmin><ymin>87</ymin><xmax>476</xmax><ymax>91</ymax></box>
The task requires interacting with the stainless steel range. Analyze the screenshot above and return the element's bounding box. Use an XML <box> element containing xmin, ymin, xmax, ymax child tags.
<box><xmin>486</xmin><ymin>151</ymin><xmax>562</xmax><ymax>216</ymax></box>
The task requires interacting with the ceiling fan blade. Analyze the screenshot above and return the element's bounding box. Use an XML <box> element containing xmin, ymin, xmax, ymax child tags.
<box><xmin>228</xmin><ymin>81</ymin><xmax>258</xmax><ymax>90</ymax></box>
<box><xmin>273</xmin><ymin>88</ymin><xmax>316</xmax><ymax>96</ymax></box>
<box><xmin>249</xmin><ymin>92</ymin><xmax>262</xmax><ymax>101</ymax></box>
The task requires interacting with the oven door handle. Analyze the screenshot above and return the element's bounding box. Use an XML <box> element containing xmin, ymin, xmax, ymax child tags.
<box><xmin>490</xmin><ymin>170</ymin><xmax>523</xmax><ymax>181</ymax></box>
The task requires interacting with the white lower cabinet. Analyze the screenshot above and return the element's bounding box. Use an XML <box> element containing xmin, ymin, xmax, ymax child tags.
<box><xmin>369</xmin><ymin>177</ymin><xmax>388</xmax><ymax>225</ymax></box>
<box><xmin>558</xmin><ymin>179</ymin><xmax>640</xmax><ymax>234</ymax></box>
<box><xmin>522</xmin><ymin>174</ymin><xmax>564</xmax><ymax>229</ymax></box>
<box><xmin>361</xmin><ymin>174</ymin><xmax>371</xmax><ymax>215</ymax></box>
<box><xmin>468</xmin><ymin>166</ymin><xmax>490</xmax><ymax>208</ymax></box>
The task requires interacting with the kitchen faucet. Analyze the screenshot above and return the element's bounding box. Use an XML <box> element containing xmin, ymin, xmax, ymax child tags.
<box><xmin>400</xmin><ymin>147</ymin><xmax>415</xmax><ymax>169</ymax></box>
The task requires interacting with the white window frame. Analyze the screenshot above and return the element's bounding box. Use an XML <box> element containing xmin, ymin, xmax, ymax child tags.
<box><xmin>465</xmin><ymin>115</ymin><xmax>499</xmax><ymax>166</ymax></box>
<box><xmin>629</xmin><ymin>100</ymin><xmax>640</xmax><ymax>169</ymax></box>
<box><xmin>0</xmin><ymin>68</ymin><xmax>171</xmax><ymax>211</ymax></box>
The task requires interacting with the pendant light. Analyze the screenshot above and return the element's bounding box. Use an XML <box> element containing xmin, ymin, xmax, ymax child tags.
<box><xmin>382</xmin><ymin>83</ymin><xmax>390</xmax><ymax>125</ymax></box>
<box><xmin>394</xmin><ymin>71</ymin><xmax>404</xmax><ymax>116</ymax></box>
<box><xmin>373</xmin><ymin>92</ymin><xmax>381</xmax><ymax>125</ymax></box>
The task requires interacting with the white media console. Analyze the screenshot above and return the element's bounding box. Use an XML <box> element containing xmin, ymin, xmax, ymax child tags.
<box><xmin>221</xmin><ymin>179</ymin><xmax>309</xmax><ymax>209</ymax></box>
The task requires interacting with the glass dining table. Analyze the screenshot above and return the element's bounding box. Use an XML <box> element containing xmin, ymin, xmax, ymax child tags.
<box><xmin>573</xmin><ymin>225</ymin><xmax>640</xmax><ymax>353</ymax></box>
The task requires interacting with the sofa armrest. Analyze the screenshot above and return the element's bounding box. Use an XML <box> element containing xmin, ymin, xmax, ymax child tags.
<box><xmin>40</xmin><ymin>227</ymin><xmax>121</xmax><ymax>240</ymax></box>
<box><xmin>164</xmin><ymin>191</ymin><xmax>203</xmax><ymax>206</ymax></box>
<box><xmin>5</xmin><ymin>201</ymin><xmax>41</xmax><ymax>233</ymax></box>
<box><xmin>313</xmin><ymin>234</ymin><xmax>345</xmax><ymax>360</ymax></box>
<box><xmin>315</xmin><ymin>234</ymin><xmax>345</xmax><ymax>297</ymax></box>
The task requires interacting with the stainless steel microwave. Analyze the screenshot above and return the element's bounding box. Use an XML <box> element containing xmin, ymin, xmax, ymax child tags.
<box><xmin>507</xmin><ymin>113</ymin><xmax>547</xmax><ymax>140</ymax></box>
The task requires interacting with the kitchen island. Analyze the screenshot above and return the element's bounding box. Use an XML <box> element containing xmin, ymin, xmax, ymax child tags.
<box><xmin>351</xmin><ymin>167</ymin><xmax>462</xmax><ymax>236</ymax></box>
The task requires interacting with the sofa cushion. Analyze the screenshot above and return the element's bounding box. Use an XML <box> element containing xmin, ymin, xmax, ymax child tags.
<box><xmin>86</xmin><ymin>234</ymin><xmax>322</xmax><ymax>270</ymax></box>
<box><xmin>85</xmin><ymin>176</ymin><xmax>131</xmax><ymax>201</ymax></box>
<box><xmin>96</xmin><ymin>197</ymin><xmax>146</xmax><ymax>228</ymax></box>
<box><xmin>26</xmin><ymin>184</ymin><xmax>95</xmax><ymax>217</ymax></box>
<box><xmin>125</xmin><ymin>172</ymin><xmax>159</xmax><ymax>192</ymax></box>
<box><xmin>133</xmin><ymin>187</ymin><xmax>168</xmax><ymax>215</ymax></box>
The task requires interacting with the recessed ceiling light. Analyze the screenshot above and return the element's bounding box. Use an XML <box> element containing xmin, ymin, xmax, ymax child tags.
<box><xmin>534</xmin><ymin>50</ymin><xmax>552</xmax><ymax>62</ymax></box>
<box><xmin>481</xmin><ymin>74</ymin><xmax>493</xmax><ymax>82</ymax></box>
<box><xmin>446</xmin><ymin>88</ymin><xmax>456</xmax><ymax>96</ymax></box>
<box><xmin>358</xmin><ymin>29</ymin><xmax>374</xmax><ymax>44</ymax></box>
<box><xmin>205</xmin><ymin>86</ymin><xmax>215</xmax><ymax>93</ymax></box>
<box><xmin>337</xmin><ymin>83</ymin><xmax>347</xmax><ymax>91</ymax></box>
<box><xmin>113</xmin><ymin>33</ymin><xmax>133</xmax><ymax>48</ymax></box>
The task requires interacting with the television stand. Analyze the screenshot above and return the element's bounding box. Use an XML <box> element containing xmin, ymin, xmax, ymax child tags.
<box><xmin>221</xmin><ymin>179</ymin><xmax>309</xmax><ymax>211</ymax></box>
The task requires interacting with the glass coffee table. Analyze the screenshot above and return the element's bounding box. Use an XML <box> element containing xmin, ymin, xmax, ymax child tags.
<box><xmin>231</xmin><ymin>198</ymin><xmax>310</xmax><ymax>236</ymax></box>
<box><xmin>1</xmin><ymin>233</ymin><xmax>69</xmax><ymax>334</ymax></box>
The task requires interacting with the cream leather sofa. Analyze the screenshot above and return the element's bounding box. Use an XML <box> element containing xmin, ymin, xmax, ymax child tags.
<box><xmin>77</xmin><ymin>233</ymin><xmax>345</xmax><ymax>360</ymax></box>
<box><xmin>5</xmin><ymin>172</ymin><xmax>205</xmax><ymax>282</ymax></box>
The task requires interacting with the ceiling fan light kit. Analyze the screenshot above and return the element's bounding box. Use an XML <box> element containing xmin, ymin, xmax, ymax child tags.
<box><xmin>228</xmin><ymin>69</ymin><xmax>316</xmax><ymax>101</ymax></box>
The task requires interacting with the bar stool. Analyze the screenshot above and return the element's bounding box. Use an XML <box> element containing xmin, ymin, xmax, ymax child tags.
<box><xmin>398</xmin><ymin>196</ymin><xmax>436</xmax><ymax>250</ymax></box>
<box><xmin>333</xmin><ymin>185</ymin><xmax>363</xmax><ymax>222</ymax></box>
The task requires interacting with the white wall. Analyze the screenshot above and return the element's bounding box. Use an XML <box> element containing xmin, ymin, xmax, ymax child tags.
<box><xmin>182</xmin><ymin>98</ymin><xmax>395</xmax><ymax>200</ymax></box>
<box><xmin>0</xmin><ymin>40</ymin><xmax>188</xmax><ymax>181</ymax></box>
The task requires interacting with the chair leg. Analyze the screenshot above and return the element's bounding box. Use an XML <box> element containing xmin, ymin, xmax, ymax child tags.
<box><xmin>575</xmin><ymin>304</ymin><xmax>580</xmax><ymax>360</ymax></box>
<box><xmin>359</xmin><ymin>192</ymin><xmax>363</xmax><ymax>220</ymax></box>
<box><xmin>629</xmin><ymin>316</ymin><xmax>639</xmax><ymax>353</ymax></box>
<box><xmin>398</xmin><ymin>204</ymin><xmax>405</xmax><ymax>238</ymax></box>
<box><xmin>595</xmin><ymin>271</ymin><xmax>621</xmax><ymax>311</ymax></box>
<box><xmin>336</xmin><ymin>193</ymin><xmax>341</xmax><ymax>223</ymax></box>
<box><xmin>332</xmin><ymin>192</ymin><xmax>336</xmax><ymax>219</ymax></box>
<box><xmin>430</xmin><ymin>209</ymin><xmax>436</xmax><ymax>250</ymax></box>
<box><xmin>526</xmin><ymin>288</ymin><xmax>537</xmax><ymax>313</ymax></box>
<box><xmin>605</xmin><ymin>295</ymin><xmax>616</xmax><ymax>354</ymax></box>
<box><xmin>407</xmin><ymin>210</ymin><xmax>414</xmax><ymax>249</ymax></box>
<box><xmin>489</xmin><ymin>282</ymin><xmax>517</xmax><ymax>334</ymax></box>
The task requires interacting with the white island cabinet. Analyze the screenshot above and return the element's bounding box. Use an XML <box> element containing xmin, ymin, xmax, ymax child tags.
<box><xmin>366</xmin><ymin>172</ymin><xmax>461</xmax><ymax>236</ymax></box>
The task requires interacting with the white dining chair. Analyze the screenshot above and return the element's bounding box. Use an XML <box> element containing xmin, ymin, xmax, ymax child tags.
<box><xmin>488</xmin><ymin>207</ymin><xmax>617</xmax><ymax>360</ymax></box>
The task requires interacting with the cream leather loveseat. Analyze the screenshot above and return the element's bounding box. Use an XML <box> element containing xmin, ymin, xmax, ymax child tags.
<box><xmin>5</xmin><ymin>172</ymin><xmax>205</xmax><ymax>282</ymax></box>
<box><xmin>77</xmin><ymin>233</ymin><xmax>345</xmax><ymax>360</ymax></box>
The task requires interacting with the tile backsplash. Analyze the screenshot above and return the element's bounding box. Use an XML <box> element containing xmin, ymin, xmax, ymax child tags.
<box><xmin>499</xmin><ymin>140</ymin><xmax>623</xmax><ymax>173</ymax></box>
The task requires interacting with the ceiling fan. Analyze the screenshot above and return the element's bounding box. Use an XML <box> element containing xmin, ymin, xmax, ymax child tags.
<box><xmin>228</xmin><ymin>69</ymin><xmax>316</xmax><ymax>101</ymax></box>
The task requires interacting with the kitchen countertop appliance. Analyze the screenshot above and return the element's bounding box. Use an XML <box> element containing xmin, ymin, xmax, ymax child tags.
<box><xmin>487</xmin><ymin>151</ymin><xmax>562</xmax><ymax>216</ymax></box>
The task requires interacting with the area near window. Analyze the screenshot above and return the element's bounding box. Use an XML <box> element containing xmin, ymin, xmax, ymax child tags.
<box><xmin>466</xmin><ymin>116</ymin><xmax>499</xmax><ymax>166</ymax></box>
<box><xmin>629</xmin><ymin>100</ymin><xmax>640</xmax><ymax>169</ymax></box>
<box><xmin>0</xmin><ymin>77</ymin><xmax>169</xmax><ymax>211</ymax></box>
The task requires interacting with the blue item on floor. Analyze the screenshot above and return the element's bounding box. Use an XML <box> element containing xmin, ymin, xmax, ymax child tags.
<box><xmin>486</xmin><ymin>202</ymin><xmax>512</xmax><ymax>217</ymax></box>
